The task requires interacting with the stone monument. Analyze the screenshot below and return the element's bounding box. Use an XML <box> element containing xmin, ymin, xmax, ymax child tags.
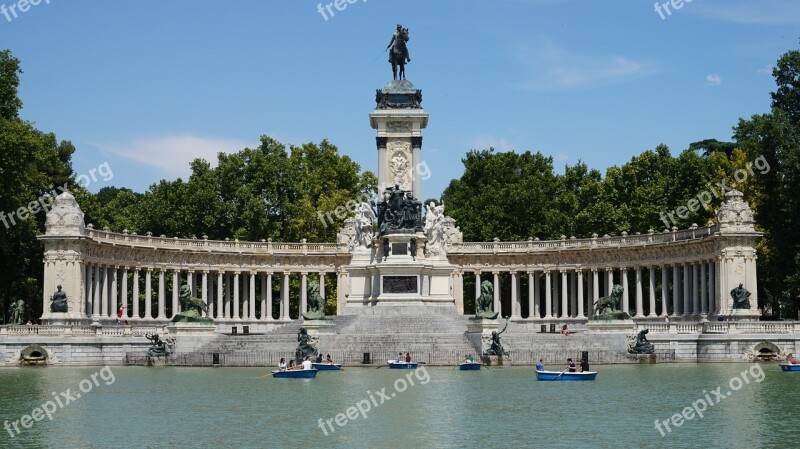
<box><xmin>340</xmin><ymin>69</ymin><xmax>462</xmax><ymax>315</ymax></box>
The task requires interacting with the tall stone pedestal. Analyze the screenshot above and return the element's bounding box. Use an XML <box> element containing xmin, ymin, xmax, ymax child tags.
<box><xmin>167</xmin><ymin>322</ymin><xmax>217</xmax><ymax>353</ymax></box>
<box><xmin>342</xmin><ymin>233</ymin><xmax>456</xmax><ymax>315</ymax></box>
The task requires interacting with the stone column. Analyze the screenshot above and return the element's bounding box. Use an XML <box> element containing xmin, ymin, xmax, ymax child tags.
<box><xmin>672</xmin><ymin>264</ymin><xmax>681</xmax><ymax>316</ymax></box>
<box><xmin>225</xmin><ymin>273</ymin><xmax>232</xmax><ymax>319</ymax></box>
<box><xmin>217</xmin><ymin>272</ymin><xmax>224</xmax><ymax>320</ymax></box>
<box><xmin>492</xmin><ymin>272</ymin><xmax>500</xmax><ymax>316</ymax></box>
<box><xmin>241</xmin><ymin>274</ymin><xmax>249</xmax><ymax>320</ymax></box>
<box><xmin>528</xmin><ymin>271</ymin><xmax>539</xmax><ymax>319</ymax></box>
<box><xmin>260</xmin><ymin>274</ymin><xmax>267</xmax><ymax>321</ymax></box>
<box><xmin>266</xmin><ymin>273</ymin><xmax>274</xmax><ymax>321</ymax></box>
<box><xmin>249</xmin><ymin>272</ymin><xmax>257</xmax><ymax>320</ymax></box>
<box><xmin>111</xmin><ymin>267</ymin><xmax>118</xmax><ymax>317</ymax></box>
<box><xmin>510</xmin><ymin>271</ymin><xmax>520</xmax><ymax>319</ymax></box>
<box><xmin>172</xmin><ymin>269</ymin><xmax>180</xmax><ymax>319</ymax></box>
<box><xmin>553</xmin><ymin>272</ymin><xmax>560</xmax><ymax>317</ymax></box>
<box><xmin>570</xmin><ymin>271</ymin><xmax>577</xmax><ymax>318</ymax></box>
<box><xmin>121</xmin><ymin>267</ymin><xmax>129</xmax><ymax>318</ymax></box>
<box><xmin>101</xmin><ymin>265</ymin><xmax>109</xmax><ymax>318</ymax></box>
<box><xmin>683</xmin><ymin>263</ymin><xmax>690</xmax><ymax>316</ymax></box>
<box><xmin>577</xmin><ymin>270</ymin><xmax>584</xmax><ymax>318</ymax></box>
<box><xmin>207</xmin><ymin>272</ymin><xmax>214</xmax><ymax>319</ymax></box>
<box><xmin>144</xmin><ymin>268</ymin><xmax>152</xmax><ymax>320</ymax></box>
<box><xmin>282</xmin><ymin>272</ymin><xmax>291</xmax><ymax>320</ymax></box>
<box><xmin>544</xmin><ymin>270</ymin><xmax>552</xmax><ymax>319</ymax></box>
<box><xmin>708</xmin><ymin>262</ymin><xmax>716</xmax><ymax>315</ymax></box>
<box><xmin>453</xmin><ymin>270</ymin><xmax>464</xmax><ymax>315</ymax></box>
<box><xmin>591</xmin><ymin>269</ymin><xmax>599</xmax><ymax>316</ymax></box>
<box><xmin>648</xmin><ymin>266</ymin><xmax>657</xmax><ymax>317</ymax></box>
<box><xmin>320</xmin><ymin>273</ymin><xmax>326</xmax><ymax>299</ymax></box>
<box><xmin>692</xmin><ymin>262</ymin><xmax>700</xmax><ymax>316</ymax></box>
<box><xmin>606</xmin><ymin>268</ymin><xmax>613</xmax><ymax>296</ymax></box>
<box><xmin>635</xmin><ymin>267</ymin><xmax>644</xmax><ymax>318</ymax></box>
<box><xmin>232</xmin><ymin>272</ymin><xmax>240</xmax><ymax>320</ymax></box>
<box><xmin>661</xmin><ymin>265</ymin><xmax>669</xmax><ymax>317</ymax></box>
<box><xmin>84</xmin><ymin>265</ymin><xmax>92</xmax><ymax>319</ymax></box>
<box><xmin>300</xmin><ymin>272</ymin><xmax>308</xmax><ymax>316</ymax></box>
<box><xmin>411</xmin><ymin>136</ymin><xmax>422</xmax><ymax>200</ymax></box>
<box><xmin>716</xmin><ymin>257</ymin><xmax>725</xmax><ymax>315</ymax></box>
<box><xmin>621</xmin><ymin>268</ymin><xmax>630</xmax><ymax>316</ymax></box>
<box><xmin>701</xmin><ymin>262</ymin><xmax>708</xmax><ymax>316</ymax></box>
<box><xmin>132</xmin><ymin>268</ymin><xmax>140</xmax><ymax>320</ymax></box>
<box><xmin>745</xmin><ymin>255</ymin><xmax>758</xmax><ymax>311</ymax></box>
<box><xmin>474</xmin><ymin>271</ymin><xmax>482</xmax><ymax>315</ymax></box>
<box><xmin>91</xmin><ymin>264</ymin><xmax>100</xmax><ymax>319</ymax></box>
<box><xmin>187</xmin><ymin>271</ymin><xmax>195</xmax><ymax>299</ymax></box>
<box><xmin>157</xmin><ymin>269</ymin><xmax>166</xmax><ymax>320</ymax></box>
<box><xmin>202</xmin><ymin>271</ymin><xmax>209</xmax><ymax>317</ymax></box>
<box><xmin>560</xmin><ymin>270</ymin><xmax>568</xmax><ymax>319</ymax></box>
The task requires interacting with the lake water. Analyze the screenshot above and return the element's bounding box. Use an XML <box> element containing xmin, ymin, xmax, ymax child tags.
<box><xmin>0</xmin><ymin>363</ymin><xmax>797</xmax><ymax>449</ymax></box>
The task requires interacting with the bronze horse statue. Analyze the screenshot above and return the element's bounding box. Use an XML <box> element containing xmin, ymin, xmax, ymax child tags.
<box><xmin>387</xmin><ymin>25</ymin><xmax>410</xmax><ymax>80</ymax></box>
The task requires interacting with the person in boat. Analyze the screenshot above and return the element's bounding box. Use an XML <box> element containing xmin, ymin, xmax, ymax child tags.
<box><xmin>301</xmin><ymin>356</ymin><xmax>313</xmax><ymax>370</ymax></box>
<box><xmin>315</xmin><ymin>353</ymin><xmax>323</xmax><ymax>363</ymax></box>
<box><xmin>536</xmin><ymin>359</ymin><xmax>544</xmax><ymax>371</ymax></box>
<box><xmin>467</xmin><ymin>354</ymin><xmax>474</xmax><ymax>362</ymax></box>
<box><xmin>278</xmin><ymin>357</ymin><xmax>287</xmax><ymax>371</ymax></box>
<box><xmin>394</xmin><ymin>352</ymin><xmax>402</xmax><ymax>363</ymax></box>
<box><xmin>580</xmin><ymin>358</ymin><xmax>590</xmax><ymax>372</ymax></box>
<box><xmin>567</xmin><ymin>358</ymin><xmax>576</xmax><ymax>373</ymax></box>
<box><xmin>788</xmin><ymin>353</ymin><xmax>798</xmax><ymax>364</ymax></box>
<box><xmin>462</xmin><ymin>355</ymin><xmax>470</xmax><ymax>363</ymax></box>
<box><xmin>561</xmin><ymin>324</ymin><xmax>570</xmax><ymax>336</ymax></box>
<box><xmin>326</xmin><ymin>354</ymin><xmax>334</xmax><ymax>363</ymax></box>
<box><xmin>405</xmin><ymin>352</ymin><xmax>412</xmax><ymax>362</ymax></box>
<box><xmin>288</xmin><ymin>360</ymin><xmax>296</xmax><ymax>370</ymax></box>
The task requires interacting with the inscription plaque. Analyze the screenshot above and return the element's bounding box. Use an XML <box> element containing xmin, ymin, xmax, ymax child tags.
<box><xmin>391</xmin><ymin>243</ymin><xmax>408</xmax><ymax>255</ymax></box>
<box><xmin>383</xmin><ymin>276</ymin><xmax>418</xmax><ymax>294</ymax></box>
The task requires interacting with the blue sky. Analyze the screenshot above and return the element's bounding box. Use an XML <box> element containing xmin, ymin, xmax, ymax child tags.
<box><xmin>1</xmin><ymin>0</ymin><xmax>798</xmax><ymax>199</ymax></box>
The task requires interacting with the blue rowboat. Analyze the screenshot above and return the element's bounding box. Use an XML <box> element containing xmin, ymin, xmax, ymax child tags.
<box><xmin>536</xmin><ymin>370</ymin><xmax>597</xmax><ymax>381</ymax></box>
<box><xmin>458</xmin><ymin>361</ymin><xmax>481</xmax><ymax>370</ymax></box>
<box><xmin>779</xmin><ymin>363</ymin><xmax>800</xmax><ymax>372</ymax></box>
<box><xmin>312</xmin><ymin>363</ymin><xmax>342</xmax><ymax>371</ymax></box>
<box><xmin>272</xmin><ymin>369</ymin><xmax>318</xmax><ymax>379</ymax></box>
<box><xmin>387</xmin><ymin>360</ymin><xmax>418</xmax><ymax>369</ymax></box>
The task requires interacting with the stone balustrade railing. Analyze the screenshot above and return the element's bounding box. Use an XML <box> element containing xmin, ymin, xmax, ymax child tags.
<box><xmin>1</xmin><ymin>324</ymin><xmax>166</xmax><ymax>337</ymax></box>
<box><xmin>86</xmin><ymin>229</ymin><xmax>347</xmax><ymax>255</ymax></box>
<box><xmin>636</xmin><ymin>321</ymin><xmax>799</xmax><ymax>334</ymax></box>
<box><xmin>450</xmin><ymin>225</ymin><xmax>718</xmax><ymax>254</ymax></box>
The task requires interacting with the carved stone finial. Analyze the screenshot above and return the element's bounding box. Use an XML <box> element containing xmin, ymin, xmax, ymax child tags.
<box><xmin>717</xmin><ymin>189</ymin><xmax>756</xmax><ymax>233</ymax></box>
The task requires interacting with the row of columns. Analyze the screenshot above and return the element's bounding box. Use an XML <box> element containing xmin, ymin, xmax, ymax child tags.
<box><xmin>82</xmin><ymin>264</ymin><xmax>328</xmax><ymax>321</ymax></box>
<box><xmin>472</xmin><ymin>259</ymin><xmax>719</xmax><ymax>319</ymax></box>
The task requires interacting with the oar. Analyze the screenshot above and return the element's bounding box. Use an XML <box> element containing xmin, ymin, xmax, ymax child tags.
<box><xmin>553</xmin><ymin>369</ymin><xmax>567</xmax><ymax>381</ymax></box>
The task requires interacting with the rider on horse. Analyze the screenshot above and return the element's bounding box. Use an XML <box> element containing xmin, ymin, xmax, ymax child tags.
<box><xmin>387</xmin><ymin>24</ymin><xmax>410</xmax><ymax>63</ymax></box>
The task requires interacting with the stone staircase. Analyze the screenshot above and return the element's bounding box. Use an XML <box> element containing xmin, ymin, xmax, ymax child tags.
<box><xmin>176</xmin><ymin>315</ymin><xmax>643</xmax><ymax>366</ymax></box>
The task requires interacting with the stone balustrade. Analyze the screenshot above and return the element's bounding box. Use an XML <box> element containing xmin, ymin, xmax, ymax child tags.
<box><xmin>0</xmin><ymin>324</ymin><xmax>166</xmax><ymax>337</ymax></box>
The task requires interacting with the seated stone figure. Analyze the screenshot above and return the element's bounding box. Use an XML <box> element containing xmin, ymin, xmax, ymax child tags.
<box><xmin>628</xmin><ymin>329</ymin><xmax>655</xmax><ymax>354</ymax></box>
<box><xmin>475</xmin><ymin>280</ymin><xmax>498</xmax><ymax>319</ymax></box>
<box><xmin>50</xmin><ymin>285</ymin><xmax>68</xmax><ymax>313</ymax></box>
<box><xmin>484</xmin><ymin>320</ymin><xmax>509</xmax><ymax>356</ymax></box>
<box><xmin>295</xmin><ymin>327</ymin><xmax>319</xmax><ymax>363</ymax></box>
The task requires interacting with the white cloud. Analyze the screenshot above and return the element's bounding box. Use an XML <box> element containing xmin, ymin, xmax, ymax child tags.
<box><xmin>553</xmin><ymin>153</ymin><xmax>569</xmax><ymax>162</ymax></box>
<box><xmin>757</xmin><ymin>65</ymin><xmax>774</xmax><ymax>74</ymax></box>
<box><xmin>705</xmin><ymin>74</ymin><xmax>722</xmax><ymax>87</ymax></box>
<box><xmin>95</xmin><ymin>134</ymin><xmax>253</xmax><ymax>179</ymax></box>
<box><xmin>512</xmin><ymin>39</ymin><xmax>653</xmax><ymax>91</ymax></box>
<box><xmin>691</xmin><ymin>0</ymin><xmax>800</xmax><ymax>24</ymax></box>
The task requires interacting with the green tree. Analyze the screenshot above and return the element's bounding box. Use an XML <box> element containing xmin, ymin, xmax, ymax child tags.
<box><xmin>0</xmin><ymin>50</ymin><xmax>75</xmax><ymax>321</ymax></box>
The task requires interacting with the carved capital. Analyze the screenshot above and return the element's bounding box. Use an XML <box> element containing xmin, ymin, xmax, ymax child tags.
<box><xmin>376</xmin><ymin>137</ymin><xmax>388</xmax><ymax>149</ymax></box>
<box><xmin>410</xmin><ymin>136</ymin><xmax>423</xmax><ymax>149</ymax></box>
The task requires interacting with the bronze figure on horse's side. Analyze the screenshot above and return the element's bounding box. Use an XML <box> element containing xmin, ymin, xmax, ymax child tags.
<box><xmin>387</xmin><ymin>24</ymin><xmax>410</xmax><ymax>80</ymax></box>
